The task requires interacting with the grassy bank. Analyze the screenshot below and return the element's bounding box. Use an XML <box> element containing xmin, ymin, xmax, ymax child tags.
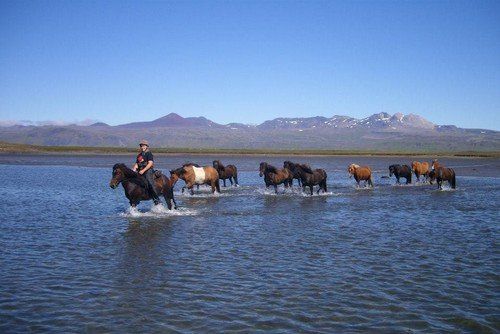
<box><xmin>1</xmin><ymin>141</ymin><xmax>499</xmax><ymax>158</ymax></box>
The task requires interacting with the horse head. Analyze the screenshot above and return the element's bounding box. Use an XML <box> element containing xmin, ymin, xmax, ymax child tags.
<box><xmin>347</xmin><ymin>164</ymin><xmax>358</xmax><ymax>178</ymax></box>
<box><xmin>411</xmin><ymin>161</ymin><xmax>418</xmax><ymax>172</ymax></box>
<box><xmin>169</xmin><ymin>167</ymin><xmax>186</xmax><ymax>185</ymax></box>
<box><xmin>388</xmin><ymin>164</ymin><xmax>397</xmax><ymax>177</ymax></box>
<box><xmin>110</xmin><ymin>163</ymin><xmax>136</xmax><ymax>189</ymax></box>
<box><xmin>259</xmin><ymin>162</ymin><xmax>267</xmax><ymax>177</ymax></box>
<box><xmin>431</xmin><ymin>159</ymin><xmax>440</xmax><ymax>170</ymax></box>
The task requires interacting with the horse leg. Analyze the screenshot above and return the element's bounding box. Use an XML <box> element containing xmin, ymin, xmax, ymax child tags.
<box><xmin>165</xmin><ymin>195</ymin><xmax>172</xmax><ymax>210</ymax></box>
<box><xmin>274</xmin><ymin>184</ymin><xmax>278</xmax><ymax>194</ymax></box>
<box><xmin>308</xmin><ymin>185</ymin><xmax>313</xmax><ymax>195</ymax></box>
<box><xmin>223</xmin><ymin>178</ymin><xmax>227</xmax><ymax>187</ymax></box>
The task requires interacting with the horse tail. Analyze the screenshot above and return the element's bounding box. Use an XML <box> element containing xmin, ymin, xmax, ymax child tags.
<box><xmin>451</xmin><ymin>168</ymin><xmax>456</xmax><ymax>189</ymax></box>
<box><xmin>233</xmin><ymin>167</ymin><xmax>239</xmax><ymax>185</ymax></box>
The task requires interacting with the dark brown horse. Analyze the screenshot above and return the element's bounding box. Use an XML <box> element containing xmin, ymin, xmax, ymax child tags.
<box><xmin>170</xmin><ymin>165</ymin><xmax>221</xmax><ymax>195</ymax></box>
<box><xmin>259</xmin><ymin>162</ymin><xmax>293</xmax><ymax>193</ymax></box>
<box><xmin>213</xmin><ymin>160</ymin><xmax>239</xmax><ymax>187</ymax></box>
<box><xmin>348</xmin><ymin>164</ymin><xmax>374</xmax><ymax>188</ymax></box>
<box><xmin>294</xmin><ymin>165</ymin><xmax>328</xmax><ymax>195</ymax></box>
<box><xmin>283</xmin><ymin>161</ymin><xmax>311</xmax><ymax>187</ymax></box>
<box><xmin>389</xmin><ymin>164</ymin><xmax>412</xmax><ymax>184</ymax></box>
<box><xmin>431</xmin><ymin>160</ymin><xmax>456</xmax><ymax>189</ymax></box>
<box><xmin>109</xmin><ymin>163</ymin><xmax>177</xmax><ymax>209</ymax></box>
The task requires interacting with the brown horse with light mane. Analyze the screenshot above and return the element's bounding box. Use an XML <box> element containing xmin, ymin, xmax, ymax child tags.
<box><xmin>411</xmin><ymin>161</ymin><xmax>430</xmax><ymax>182</ymax></box>
<box><xmin>170</xmin><ymin>164</ymin><xmax>220</xmax><ymax>195</ymax></box>
<box><xmin>348</xmin><ymin>164</ymin><xmax>373</xmax><ymax>187</ymax></box>
<box><xmin>259</xmin><ymin>162</ymin><xmax>293</xmax><ymax>193</ymax></box>
<box><xmin>431</xmin><ymin>160</ymin><xmax>456</xmax><ymax>189</ymax></box>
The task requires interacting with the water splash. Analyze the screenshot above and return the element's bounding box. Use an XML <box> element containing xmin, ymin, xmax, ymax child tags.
<box><xmin>119</xmin><ymin>204</ymin><xmax>198</xmax><ymax>217</ymax></box>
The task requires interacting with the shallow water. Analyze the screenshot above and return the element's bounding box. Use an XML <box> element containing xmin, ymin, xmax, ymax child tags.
<box><xmin>0</xmin><ymin>155</ymin><xmax>499</xmax><ymax>333</ymax></box>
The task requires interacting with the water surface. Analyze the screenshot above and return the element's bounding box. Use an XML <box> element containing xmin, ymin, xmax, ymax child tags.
<box><xmin>0</xmin><ymin>155</ymin><xmax>498</xmax><ymax>333</ymax></box>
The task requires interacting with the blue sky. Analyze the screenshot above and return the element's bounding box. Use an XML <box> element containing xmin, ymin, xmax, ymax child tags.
<box><xmin>1</xmin><ymin>0</ymin><xmax>499</xmax><ymax>129</ymax></box>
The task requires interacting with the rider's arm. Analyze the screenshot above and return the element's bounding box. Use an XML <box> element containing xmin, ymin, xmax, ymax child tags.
<box><xmin>139</xmin><ymin>160</ymin><xmax>154</xmax><ymax>174</ymax></box>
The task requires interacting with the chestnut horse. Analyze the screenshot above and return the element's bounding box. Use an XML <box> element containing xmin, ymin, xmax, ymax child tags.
<box><xmin>294</xmin><ymin>165</ymin><xmax>328</xmax><ymax>195</ymax></box>
<box><xmin>170</xmin><ymin>165</ymin><xmax>221</xmax><ymax>195</ymax></box>
<box><xmin>411</xmin><ymin>161</ymin><xmax>430</xmax><ymax>182</ymax></box>
<box><xmin>348</xmin><ymin>164</ymin><xmax>373</xmax><ymax>188</ymax></box>
<box><xmin>283</xmin><ymin>161</ymin><xmax>311</xmax><ymax>187</ymax></box>
<box><xmin>213</xmin><ymin>160</ymin><xmax>239</xmax><ymax>187</ymax></box>
<box><xmin>109</xmin><ymin>163</ymin><xmax>177</xmax><ymax>209</ymax></box>
<box><xmin>431</xmin><ymin>160</ymin><xmax>456</xmax><ymax>189</ymax></box>
<box><xmin>389</xmin><ymin>164</ymin><xmax>412</xmax><ymax>185</ymax></box>
<box><xmin>259</xmin><ymin>162</ymin><xmax>293</xmax><ymax>193</ymax></box>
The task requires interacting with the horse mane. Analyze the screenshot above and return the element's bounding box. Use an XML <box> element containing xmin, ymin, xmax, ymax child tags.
<box><xmin>183</xmin><ymin>162</ymin><xmax>200</xmax><ymax>167</ymax></box>
<box><xmin>113</xmin><ymin>163</ymin><xmax>138</xmax><ymax>178</ymax></box>
<box><xmin>266</xmin><ymin>164</ymin><xmax>278</xmax><ymax>173</ymax></box>
<box><xmin>351</xmin><ymin>164</ymin><xmax>360</xmax><ymax>169</ymax></box>
<box><xmin>298</xmin><ymin>165</ymin><xmax>313</xmax><ymax>174</ymax></box>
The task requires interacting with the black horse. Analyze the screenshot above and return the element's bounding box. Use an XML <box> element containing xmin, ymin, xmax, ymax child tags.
<box><xmin>109</xmin><ymin>163</ymin><xmax>177</xmax><ymax>209</ymax></box>
<box><xmin>213</xmin><ymin>160</ymin><xmax>239</xmax><ymax>187</ymax></box>
<box><xmin>389</xmin><ymin>164</ymin><xmax>412</xmax><ymax>185</ymax></box>
<box><xmin>283</xmin><ymin>161</ymin><xmax>311</xmax><ymax>187</ymax></box>
<box><xmin>294</xmin><ymin>165</ymin><xmax>328</xmax><ymax>195</ymax></box>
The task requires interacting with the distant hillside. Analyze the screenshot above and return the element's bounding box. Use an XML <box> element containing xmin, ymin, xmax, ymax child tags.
<box><xmin>0</xmin><ymin>112</ymin><xmax>498</xmax><ymax>152</ymax></box>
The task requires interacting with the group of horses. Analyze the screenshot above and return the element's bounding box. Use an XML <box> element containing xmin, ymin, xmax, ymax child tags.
<box><xmin>259</xmin><ymin>161</ymin><xmax>328</xmax><ymax>195</ymax></box>
<box><xmin>110</xmin><ymin>158</ymin><xmax>457</xmax><ymax>210</ymax></box>
<box><xmin>352</xmin><ymin>160</ymin><xmax>456</xmax><ymax>189</ymax></box>
<box><xmin>110</xmin><ymin>160</ymin><xmax>238</xmax><ymax>209</ymax></box>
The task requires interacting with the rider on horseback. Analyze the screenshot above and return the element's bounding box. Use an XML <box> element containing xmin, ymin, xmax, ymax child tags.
<box><xmin>133</xmin><ymin>140</ymin><xmax>161</xmax><ymax>205</ymax></box>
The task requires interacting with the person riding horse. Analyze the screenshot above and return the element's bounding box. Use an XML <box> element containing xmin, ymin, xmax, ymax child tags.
<box><xmin>133</xmin><ymin>140</ymin><xmax>161</xmax><ymax>205</ymax></box>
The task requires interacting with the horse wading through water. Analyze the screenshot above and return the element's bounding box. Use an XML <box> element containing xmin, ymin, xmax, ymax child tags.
<box><xmin>170</xmin><ymin>165</ymin><xmax>221</xmax><ymax>195</ymax></box>
<box><xmin>411</xmin><ymin>161</ymin><xmax>430</xmax><ymax>182</ymax></box>
<box><xmin>283</xmin><ymin>161</ymin><xmax>311</xmax><ymax>187</ymax></box>
<box><xmin>213</xmin><ymin>160</ymin><xmax>239</xmax><ymax>187</ymax></box>
<box><xmin>259</xmin><ymin>162</ymin><xmax>293</xmax><ymax>193</ymax></box>
<box><xmin>294</xmin><ymin>164</ymin><xmax>328</xmax><ymax>195</ymax></box>
<box><xmin>431</xmin><ymin>160</ymin><xmax>456</xmax><ymax>189</ymax></box>
<box><xmin>110</xmin><ymin>163</ymin><xmax>177</xmax><ymax>209</ymax></box>
<box><xmin>348</xmin><ymin>164</ymin><xmax>374</xmax><ymax>188</ymax></box>
<box><xmin>389</xmin><ymin>164</ymin><xmax>412</xmax><ymax>185</ymax></box>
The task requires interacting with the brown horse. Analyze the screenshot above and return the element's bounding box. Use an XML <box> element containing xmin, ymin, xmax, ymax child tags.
<box><xmin>110</xmin><ymin>163</ymin><xmax>177</xmax><ymax>209</ymax></box>
<box><xmin>213</xmin><ymin>160</ymin><xmax>239</xmax><ymax>187</ymax></box>
<box><xmin>411</xmin><ymin>161</ymin><xmax>430</xmax><ymax>182</ymax></box>
<box><xmin>348</xmin><ymin>164</ymin><xmax>373</xmax><ymax>188</ymax></box>
<box><xmin>431</xmin><ymin>160</ymin><xmax>456</xmax><ymax>189</ymax></box>
<box><xmin>170</xmin><ymin>165</ymin><xmax>221</xmax><ymax>195</ymax></box>
<box><xmin>259</xmin><ymin>162</ymin><xmax>293</xmax><ymax>193</ymax></box>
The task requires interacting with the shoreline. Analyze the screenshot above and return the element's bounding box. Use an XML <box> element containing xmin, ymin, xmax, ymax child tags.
<box><xmin>1</xmin><ymin>142</ymin><xmax>499</xmax><ymax>158</ymax></box>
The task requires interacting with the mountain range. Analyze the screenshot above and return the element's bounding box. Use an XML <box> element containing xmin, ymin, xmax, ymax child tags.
<box><xmin>1</xmin><ymin>112</ymin><xmax>498</xmax><ymax>152</ymax></box>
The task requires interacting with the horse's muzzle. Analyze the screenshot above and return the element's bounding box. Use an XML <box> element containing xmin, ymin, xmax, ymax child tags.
<box><xmin>259</xmin><ymin>172</ymin><xmax>263</xmax><ymax>177</ymax></box>
<box><xmin>110</xmin><ymin>182</ymin><xmax>118</xmax><ymax>189</ymax></box>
